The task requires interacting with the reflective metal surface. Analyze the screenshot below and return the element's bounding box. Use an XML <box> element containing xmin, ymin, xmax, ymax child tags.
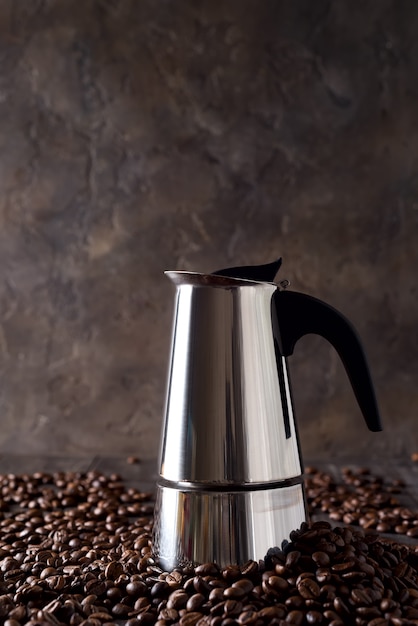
<box><xmin>153</xmin><ymin>271</ymin><xmax>306</xmax><ymax>568</ymax></box>
<box><xmin>159</xmin><ymin>272</ymin><xmax>302</xmax><ymax>485</ymax></box>
<box><xmin>153</xmin><ymin>482</ymin><xmax>307</xmax><ymax>569</ymax></box>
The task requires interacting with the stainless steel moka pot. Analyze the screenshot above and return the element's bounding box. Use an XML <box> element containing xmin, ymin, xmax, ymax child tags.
<box><xmin>152</xmin><ymin>258</ymin><xmax>382</xmax><ymax>570</ymax></box>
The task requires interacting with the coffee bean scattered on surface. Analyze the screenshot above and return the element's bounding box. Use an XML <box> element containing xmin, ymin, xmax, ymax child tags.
<box><xmin>305</xmin><ymin>466</ymin><xmax>418</xmax><ymax>538</ymax></box>
<box><xmin>0</xmin><ymin>468</ymin><xmax>417</xmax><ymax>625</ymax></box>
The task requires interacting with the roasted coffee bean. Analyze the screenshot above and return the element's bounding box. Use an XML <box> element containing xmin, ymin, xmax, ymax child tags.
<box><xmin>224</xmin><ymin>599</ymin><xmax>243</xmax><ymax>615</ymax></box>
<box><xmin>179</xmin><ymin>612</ymin><xmax>203</xmax><ymax>626</ymax></box>
<box><xmin>267</xmin><ymin>575</ymin><xmax>289</xmax><ymax>592</ymax></box>
<box><xmin>297</xmin><ymin>578</ymin><xmax>321</xmax><ymax>599</ymax></box>
<box><xmin>240</xmin><ymin>561</ymin><xmax>258</xmax><ymax>577</ymax></box>
<box><xmin>285</xmin><ymin>595</ymin><xmax>305</xmax><ymax>609</ymax></box>
<box><xmin>104</xmin><ymin>561</ymin><xmax>123</xmax><ymax>580</ymax></box>
<box><xmin>306</xmin><ymin>610</ymin><xmax>323</xmax><ymax>624</ymax></box>
<box><xmin>223</xmin><ymin>585</ymin><xmax>246</xmax><ymax>600</ymax></box>
<box><xmin>390</xmin><ymin>618</ymin><xmax>410</xmax><ymax>626</ymax></box>
<box><xmin>183</xmin><ymin>577</ymin><xmax>196</xmax><ymax>593</ymax></box>
<box><xmin>166</xmin><ymin>570</ymin><xmax>183</xmax><ymax>587</ymax></box>
<box><xmin>232</xmin><ymin>578</ymin><xmax>254</xmax><ymax>594</ymax></box>
<box><xmin>0</xmin><ymin>596</ymin><xmax>15</xmax><ymax>618</ymax></box>
<box><xmin>312</xmin><ymin>551</ymin><xmax>330</xmax><ymax>567</ymax></box>
<box><xmin>210</xmin><ymin>601</ymin><xmax>226</xmax><ymax>616</ymax></box>
<box><xmin>209</xmin><ymin>587</ymin><xmax>225</xmax><ymax>603</ymax></box>
<box><xmin>334</xmin><ymin>596</ymin><xmax>350</xmax><ymax>616</ymax></box>
<box><xmin>324</xmin><ymin>609</ymin><xmax>340</xmax><ymax>621</ymax></box>
<box><xmin>192</xmin><ymin>575</ymin><xmax>212</xmax><ymax>594</ymax></box>
<box><xmin>222</xmin><ymin>565</ymin><xmax>241</xmax><ymax>582</ymax></box>
<box><xmin>150</xmin><ymin>580</ymin><xmax>169</xmax><ymax>598</ymax></box>
<box><xmin>126</xmin><ymin>580</ymin><xmax>148</xmax><ymax>596</ymax></box>
<box><xmin>134</xmin><ymin>597</ymin><xmax>151</xmax><ymax>611</ymax></box>
<box><xmin>111</xmin><ymin>602</ymin><xmax>131</xmax><ymax>617</ymax></box>
<box><xmin>286</xmin><ymin>609</ymin><xmax>304</xmax><ymax>624</ymax></box>
<box><xmin>359</xmin><ymin>562</ymin><xmax>375</xmax><ymax>577</ymax></box>
<box><xmin>305</xmin><ymin>599</ymin><xmax>323</xmax><ymax>612</ymax></box>
<box><xmin>158</xmin><ymin>607</ymin><xmax>179</xmax><ymax>621</ymax></box>
<box><xmin>194</xmin><ymin>617</ymin><xmax>212</xmax><ymax>626</ymax></box>
<box><xmin>195</xmin><ymin>563</ymin><xmax>220</xmax><ymax>576</ymax></box>
<box><xmin>315</xmin><ymin>567</ymin><xmax>332</xmax><ymax>584</ymax></box>
<box><xmin>106</xmin><ymin>586</ymin><xmax>123</xmax><ymax>602</ymax></box>
<box><xmin>320</xmin><ymin>584</ymin><xmax>336</xmax><ymax>602</ymax></box>
<box><xmin>186</xmin><ymin>593</ymin><xmax>205</xmax><ymax>611</ymax></box>
<box><xmin>358</xmin><ymin>607</ymin><xmax>383</xmax><ymax>620</ymax></box>
<box><xmin>332</xmin><ymin>559</ymin><xmax>356</xmax><ymax>573</ymax></box>
<box><xmin>134</xmin><ymin>613</ymin><xmax>156</xmax><ymax>625</ymax></box>
<box><xmin>8</xmin><ymin>606</ymin><xmax>26</xmax><ymax>622</ymax></box>
<box><xmin>88</xmin><ymin>613</ymin><xmax>113</xmax><ymax>621</ymax></box>
<box><xmin>286</xmin><ymin>551</ymin><xmax>301</xmax><ymax>568</ymax></box>
<box><xmin>351</xmin><ymin>588</ymin><xmax>373</xmax><ymax>605</ymax></box>
<box><xmin>259</xmin><ymin>605</ymin><xmax>286</xmax><ymax>620</ymax></box>
<box><xmin>85</xmin><ymin>579</ymin><xmax>106</xmax><ymax>596</ymax></box>
<box><xmin>237</xmin><ymin>609</ymin><xmax>258</xmax><ymax>624</ymax></box>
<box><xmin>166</xmin><ymin>589</ymin><xmax>189</xmax><ymax>610</ymax></box>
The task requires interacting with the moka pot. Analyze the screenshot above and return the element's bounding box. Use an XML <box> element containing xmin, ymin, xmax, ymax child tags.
<box><xmin>152</xmin><ymin>259</ymin><xmax>382</xmax><ymax>569</ymax></box>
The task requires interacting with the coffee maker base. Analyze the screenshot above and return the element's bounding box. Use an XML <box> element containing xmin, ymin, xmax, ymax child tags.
<box><xmin>152</xmin><ymin>481</ymin><xmax>308</xmax><ymax>570</ymax></box>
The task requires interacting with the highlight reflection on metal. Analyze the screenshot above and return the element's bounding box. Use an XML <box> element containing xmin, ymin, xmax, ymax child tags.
<box><xmin>153</xmin><ymin>271</ymin><xmax>307</xmax><ymax>567</ymax></box>
<box><xmin>153</xmin><ymin>483</ymin><xmax>307</xmax><ymax>570</ymax></box>
<box><xmin>160</xmin><ymin>272</ymin><xmax>302</xmax><ymax>484</ymax></box>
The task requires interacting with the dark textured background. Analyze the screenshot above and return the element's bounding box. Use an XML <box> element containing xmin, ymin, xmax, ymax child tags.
<box><xmin>0</xmin><ymin>0</ymin><xmax>417</xmax><ymax>462</ymax></box>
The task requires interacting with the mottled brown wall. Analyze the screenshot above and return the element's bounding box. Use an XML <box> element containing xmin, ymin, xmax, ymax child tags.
<box><xmin>0</xmin><ymin>0</ymin><xmax>417</xmax><ymax>461</ymax></box>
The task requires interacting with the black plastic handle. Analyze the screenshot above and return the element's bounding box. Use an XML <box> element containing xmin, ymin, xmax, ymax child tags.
<box><xmin>273</xmin><ymin>290</ymin><xmax>382</xmax><ymax>432</ymax></box>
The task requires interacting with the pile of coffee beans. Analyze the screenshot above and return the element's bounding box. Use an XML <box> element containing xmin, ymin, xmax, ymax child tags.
<box><xmin>0</xmin><ymin>468</ymin><xmax>417</xmax><ymax>625</ymax></box>
<box><xmin>305</xmin><ymin>466</ymin><xmax>418</xmax><ymax>538</ymax></box>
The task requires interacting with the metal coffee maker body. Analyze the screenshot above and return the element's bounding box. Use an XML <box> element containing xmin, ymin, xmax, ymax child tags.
<box><xmin>152</xmin><ymin>260</ymin><xmax>382</xmax><ymax>569</ymax></box>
